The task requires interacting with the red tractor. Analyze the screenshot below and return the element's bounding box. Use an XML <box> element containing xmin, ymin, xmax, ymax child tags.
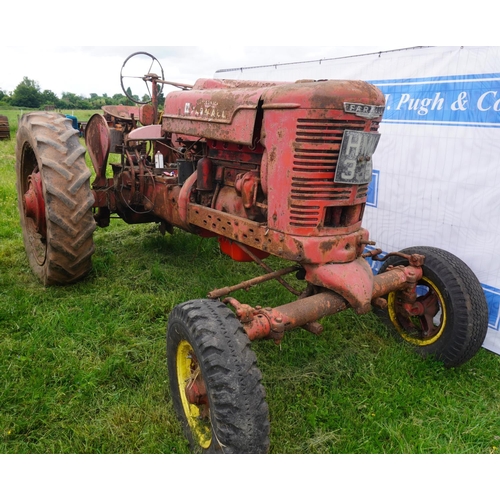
<box><xmin>15</xmin><ymin>52</ymin><xmax>488</xmax><ymax>453</ymax></box>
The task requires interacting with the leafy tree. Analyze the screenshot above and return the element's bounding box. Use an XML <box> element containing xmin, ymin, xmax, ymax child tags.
<box><xmin>112</xmin><ymin>93</ymin><xmax>129</xmax><ymax>106</ymax></box>
<box><xmin>0</xmin><ymin>88</ymin><xmax>9</xmax><ymax>106</ymax></box>
<box><xmin>124</xmin><ymin>87</ymin><xmax>140</xmax><ymax>105</ymax></box>
<box><xmin>90</xmin><ymin>97</ymin><xmax>106</xmax><ymax>108</ymax></box>
<box><xmin>61</xmin><ymin>92</ymin><xmax>91</xmax><ymax>110</ymax></box>
<box><xmin>4</xmin><ymin>77</ymin><xmax>155</xmax><ymax>110</ymax></box>
<box><xmin>41</xmin><ymin>89</ymin><xmax>62</xmax><ymax>108</ymax></box>
<box><xmin>11</xmin><ymin>77</ymin><xmax>42</xmax><ymax>108</ymax></box>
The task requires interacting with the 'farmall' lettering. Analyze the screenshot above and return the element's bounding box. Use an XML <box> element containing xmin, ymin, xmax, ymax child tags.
<box><xmin>184</xmin><ymin>99</ymin><xmax>227</xmax><ymax>120</ymax></box>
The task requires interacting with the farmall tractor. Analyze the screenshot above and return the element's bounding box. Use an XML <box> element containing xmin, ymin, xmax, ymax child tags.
<box><xmin>15</xmin><ymin>52</ymin><xmax>489</xmax><ymax>453</ymax></box>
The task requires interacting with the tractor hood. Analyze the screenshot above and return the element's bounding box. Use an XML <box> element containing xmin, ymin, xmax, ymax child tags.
<box><xmin>162</xmin><ymin>78</ymin><xmax>385</xmax><ymax>146</ymax></box>
<box><xmin>162</xmin><ymin>78</ymin><xmax>282</xmax><ymax>146</ymax></box>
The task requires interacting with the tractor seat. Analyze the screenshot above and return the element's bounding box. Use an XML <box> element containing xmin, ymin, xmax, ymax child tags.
<box><xmin>102</xmin><ymin>104</ymin><xmax>155</xmax><ymax>126</ymax></box>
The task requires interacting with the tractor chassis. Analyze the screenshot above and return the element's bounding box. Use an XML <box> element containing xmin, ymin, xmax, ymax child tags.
<box><xmin>208</xmin><ymin>244</ymin><xmax>426</xmax><ymax>343</ymax></box>
<box><xmin>180</xmin><ymin>246</ymin><xmax>427</xmax><ymax>411</ymax></box>
<box><xmin>87</xmin><ymin>150</ymin><xmax>428</xmax><ymax>345</ymax></box>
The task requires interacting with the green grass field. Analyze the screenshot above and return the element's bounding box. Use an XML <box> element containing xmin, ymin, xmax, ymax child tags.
<box><xmin>1</xmin><ymin>109</ymin><xmax>500</xmax><ymax>454</ymax></box>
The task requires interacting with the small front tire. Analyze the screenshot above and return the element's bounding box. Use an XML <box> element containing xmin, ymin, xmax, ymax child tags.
<box><xmin>376</xmin><ymin>246</ymin><xmax>488</xmax><ymax>367</ymax></box>
<box><xmin>167</xmin><ymin>299</ymin><xmax>270</xmax><ymax>453</ymax></box>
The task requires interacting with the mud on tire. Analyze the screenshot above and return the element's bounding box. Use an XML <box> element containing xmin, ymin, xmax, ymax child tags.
<box><xmin>167</xmin><ymin>299</ymin><xmax>270</xmax><ymax>453</ymax></box>
<box><xmin>16</xmin><ymin>112</ymin><xmax>96</xmax><ymax>285</ymax></box>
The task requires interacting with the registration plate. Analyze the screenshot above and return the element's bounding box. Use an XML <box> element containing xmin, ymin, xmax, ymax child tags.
<box><xmin>335</xmin><ymin>131</ymin><xmax>381</xmax><ymax>185</ymax></box>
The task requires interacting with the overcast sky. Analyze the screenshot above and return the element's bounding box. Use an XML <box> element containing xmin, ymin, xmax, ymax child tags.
<box><xmin>0</xmin><ymin>0</ymin><xmax>493</xmax><ymax>100</ymax></box>
<box><xmin>0</xmin><ymin>46</ymin><xmax>411</xmax><ymax>98</ymax></box>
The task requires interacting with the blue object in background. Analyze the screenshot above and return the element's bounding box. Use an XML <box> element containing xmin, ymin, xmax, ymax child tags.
<box><xmin>65</xmin><ymin>114</ymin><xmax>79</xmax><ymax>134</ymax></box>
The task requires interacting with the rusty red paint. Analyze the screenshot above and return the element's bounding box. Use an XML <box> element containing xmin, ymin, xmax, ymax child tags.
<box><xmin>223</xmin><ymin>262</ymin><xmax>424</xmax><ymax>342</ymax></box>
<box><xmin>231</xmin><ymin>292</ymin><xmax>349</xmax><ymax>342</ymax></box>
<box><xmin>163</xmin><ymin>86</ymin><xmax>266</xmax><ymax>146</ymax></box>
<box><xmin>185</xmin><ymin>372</ymin><xmax>208</xmax><ymax>406</ymax></box>
<box><xmin>218</xmin><ymin>236</ymin><xmax>269</xmax><ymax>262</ymax></box>
<box><xmin>102</xmin><ymin>105</ymin><xmax>142</xmax><ymax>122</ymax></box>
<box><xmin>87</xmin><ymin>71</ymin><xmax>396</xmax><ymax>342</ymax></box>
<box><xmin>139</xmin><ymin>104</ymin><xmax>156</xmax><ymax>126</ymax></box>
<box><xmin>372</xmin><ymin>264</ymin><xmax>423</xmax><ymax>299</ymax></box>
<box><xmin>127</xmin><ymin>124</ymin><xmax>162</xmax><ymax>141</ymax></box>
<box><xmin>186</xmin><ymin>204</ymin><xmax>370</xmax><ymax>264</ymax></box>
<box><xmin>234</xmin><ymin>171</ymin><xmax>259</xmax><ymax>209</ymax></box>
<box><xmin>304</xmin><ymin>258</ymin><xmax>375</xmax><ymax>314</ymax></box>
<box><xmin>196</xmin><ymin>157</ymin><xmax>215</xmax><ymax>192</ymax></box>
<box><xmin>23</xmin><ymin>172</ymin><xmax>46</xmax><ymax>237</ymax></box>
<box><xmin>208</xmin><ymin>265</ymin><xmax>298</xmax><ymax>299</ymax></box>
<box><xmin>85</xmin><ymin>113</ymin><xmax>111</xmax><ymax>186</ymax></box>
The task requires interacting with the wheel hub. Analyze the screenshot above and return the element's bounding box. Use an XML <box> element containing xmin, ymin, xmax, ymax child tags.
<box><xmin>416</xmin><ymin>290</ymin><xmax>441</xmax><ymax>338</ymax></box>
<box><xmin>23</xmin><ymin>172</ymin><xmax>46</xmax><ymax>238</ymax></box>
<box><xmin>185</xmin><ymin>366</ymin><xmax>209</xmax><ymax>409</ymax></box>
<box><xmin>389</xmin><ymin>277</ymin><xmax>446</xmax><ymax>346</ymax></box>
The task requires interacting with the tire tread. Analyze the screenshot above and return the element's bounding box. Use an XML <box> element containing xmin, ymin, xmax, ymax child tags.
<box><xmin>167</xmin><ymin>299</ymin><xmax>270</xmax><ymax>453</ymax></box>
<box><xmin>16</xmin><ymin>112</ymin><xmax>96</xmax><ymax>285</ymax></box>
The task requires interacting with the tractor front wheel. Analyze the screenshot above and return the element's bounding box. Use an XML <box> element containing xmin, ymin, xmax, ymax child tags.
<box><xmin>16</xmin><ymin>112</ymin><xmax>96</xmax><ymax>285</ymax></box>
<box><xmin>167</xmin><ymin>299</ymin><xmax>270</xmax><ymax>453</ymax></box>
<box><xmin>376</xmin><ymin>246</ymin><xmax>488</xmax><ymax>367</ymax></box>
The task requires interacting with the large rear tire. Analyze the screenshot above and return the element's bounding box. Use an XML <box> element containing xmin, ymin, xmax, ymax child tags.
<box><xmin>167</xmin><ymin>299</ymin><xmax>270</xmax><ymax>453</ymax></box>
<box><xmin>16</xmin><ymin>112</ymin><xmax>96</xmax><ymax>285</ymax></box>
<box><xmin>376</xmin><ymin>246</ymin><xmax>488</xmax><ymax>367</ymax></box>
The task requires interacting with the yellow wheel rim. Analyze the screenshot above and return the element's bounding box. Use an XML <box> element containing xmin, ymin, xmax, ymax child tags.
<box><xmin>388</xmin><ymin>276</ymin><xmax>447</xmax><ymax>346</ymax></box>
<box><xmin>176</xmin><ymin>340</ymin><xmax>212</xmax><ymax>449</ymax></box>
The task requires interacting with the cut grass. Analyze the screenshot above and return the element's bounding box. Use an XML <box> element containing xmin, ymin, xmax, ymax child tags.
<box><xmin>1</xmin><ymin>111</ymin><xmax>500</xmax><ymax>454</ymax></box>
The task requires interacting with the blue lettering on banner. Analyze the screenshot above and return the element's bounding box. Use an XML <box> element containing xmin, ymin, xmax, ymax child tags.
<box><xmin>370</xmin><ymin>73</ymin><xmax>500</xmax><ymax>127</ymax></box>
<box><xmin>367</xmin><ymin>170</ymin><xmax>379</xmax><ymax>208</ymax></box>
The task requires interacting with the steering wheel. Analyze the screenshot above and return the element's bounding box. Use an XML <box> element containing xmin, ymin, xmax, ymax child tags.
<box><xmin>120</xmin><ymin>52</ymin><xmax>165</xmax><ymax>105</ymax></box>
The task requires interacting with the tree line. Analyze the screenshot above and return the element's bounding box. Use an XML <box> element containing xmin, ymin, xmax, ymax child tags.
<box><xmin>0</xmin><ymin>77</ymin><xmax>161</xmax><ymax>110</ymax></box>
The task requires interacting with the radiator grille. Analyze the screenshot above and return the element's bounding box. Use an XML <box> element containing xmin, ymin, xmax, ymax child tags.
<box><xmin>290</xmin><ymin>118</ymin><xmax>378</xmax><ymax>227</ymax></box>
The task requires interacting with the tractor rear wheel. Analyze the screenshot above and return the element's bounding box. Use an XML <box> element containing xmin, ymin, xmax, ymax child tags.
<box><xmin>376</xmin><ymin>246</ymin><xmax>488</xmax><ymax>367</ymax></box>
<box><xmin>15</xmin><ymin>112</ymin><xmax>96</xmax><ymax>285</ymax></box>
<box><xmin>167</xmin><ymin>299</ymin><xmax>270</xmax><ymax>453</ymax></box>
